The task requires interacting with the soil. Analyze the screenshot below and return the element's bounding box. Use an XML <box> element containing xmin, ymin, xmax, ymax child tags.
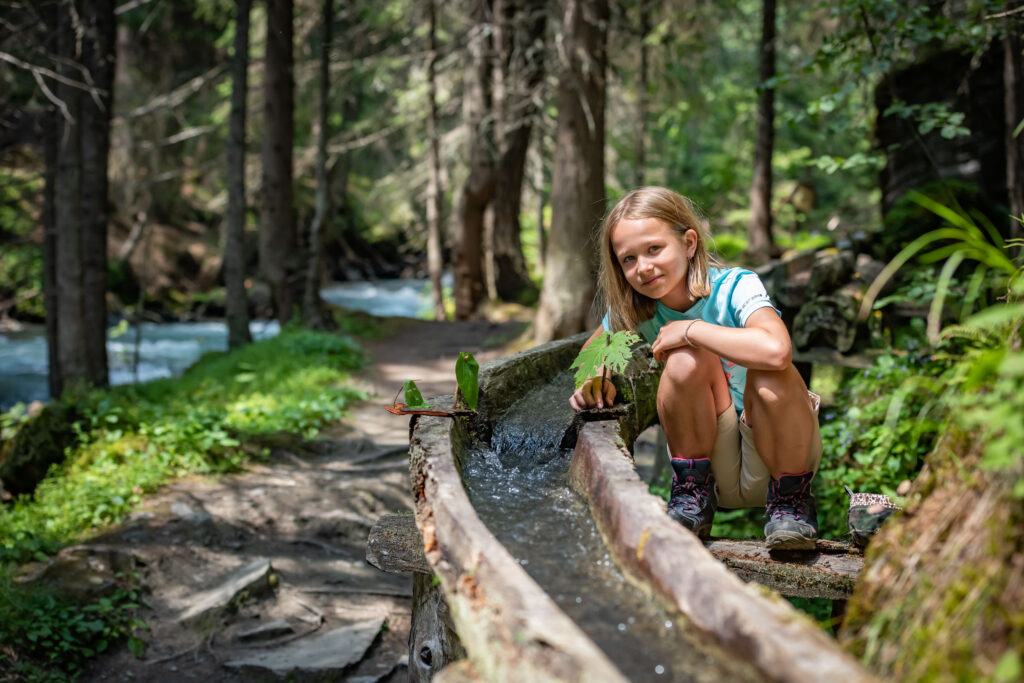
<box><xmin>74</xmin><ymin>317</ymin><xmax>528</xmax><ymax>682</ymax></box>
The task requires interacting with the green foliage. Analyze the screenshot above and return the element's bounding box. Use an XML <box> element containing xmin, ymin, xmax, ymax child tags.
<box><xmin>455</xmin><ymin>352</ymin><xmax>479</xmax><ymax>411</ymax></box>
<box><xmin>570</xmin><ymin>331</ymin><xmax>641</xmax><ymax>390</ymax></box>
<box><xmin>0</xmin><ymin>328</ymin><xmax>365</xmax><ymax>564</ymax></box>
<box><xmin>865</xmin><ymin>191</ymin><xmax>1023</xmax><ymax>343</ymax></box>
<box><xmin>0</xmin><ymin>568</ymin><xmax>146</xmax><ymax>679</ymax></box>
<box><xmin>0</xmin><ymin>169</ymin><xmax>44</xmax><ymax>320</ymax></box>
<box><xmin>403</xmin><ymin>380</ymin><xmax>429</xmax><ymax>409</ymax></box>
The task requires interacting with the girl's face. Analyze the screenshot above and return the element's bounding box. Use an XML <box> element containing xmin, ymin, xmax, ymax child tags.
<box><xmin>610</xmin><ymin>217</ymin><xmax>698</xmax><ymax>311</ymax></box>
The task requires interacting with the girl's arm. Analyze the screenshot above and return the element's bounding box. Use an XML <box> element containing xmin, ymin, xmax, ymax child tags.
<box><xmin>569</xmin><ymin>325</ymin><xmax>618</xmax><ymax>411</ymax></box>
<box><xmin>650</xmin><ymin>308</ymin><xmax>792</xmax><ymax>371</ymax></box>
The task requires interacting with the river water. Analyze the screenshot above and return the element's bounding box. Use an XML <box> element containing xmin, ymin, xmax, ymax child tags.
<box><xmin>462</xmin><ymin>372</ymin><xmax>760</xmax><ymax>682</ymax></box>
<box><xmin>0</xmin><ymin>277</ymin><xmax>444</xmax><ymax>411</ymax></box>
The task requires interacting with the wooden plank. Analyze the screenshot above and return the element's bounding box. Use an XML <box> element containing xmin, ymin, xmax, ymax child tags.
<box><xmin>705</xmin><ymin>539</ymin><xmax>861</xmax><ymax>600</ymax></box>
<box><xmin>569</xmin><ymin>421</ymin><xmax>875</xmax><ymax>683</ymax></box>
<box><xmin>367</xmin><ymin>513</ymin><xmax>431</xmax><ymax>575</ymax></box>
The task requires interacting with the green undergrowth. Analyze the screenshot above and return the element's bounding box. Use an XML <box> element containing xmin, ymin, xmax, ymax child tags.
<box><xmin>0</xmin><ymin>566</ymin><xmax>146</xmax><ymax>682</ymax></box>
<box><xmin>0</xmin><ymin>327</ymin><xmax>365</xmax><ymax>564</ymax></box>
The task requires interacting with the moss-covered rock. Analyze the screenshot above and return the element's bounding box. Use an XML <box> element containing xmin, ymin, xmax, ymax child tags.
<box><xmin>839</xmin><ymin>426</ymin><xmax>1024</xmax><ymax>680</ymax></box>
<box><xmin>0</xmin><ymin>402</ymin><xmax>79</xmax><ymax>495</ymax></box>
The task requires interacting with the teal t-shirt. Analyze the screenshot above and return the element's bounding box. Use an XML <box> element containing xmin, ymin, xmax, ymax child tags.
<box><xmin>603</xmin><ymin>266</ymin><xmax>778</xmax><ymax>414</ymax></box>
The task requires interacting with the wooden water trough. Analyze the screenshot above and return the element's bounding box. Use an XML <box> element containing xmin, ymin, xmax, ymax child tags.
<box><xmin>368</xmin><ymin>335</ymin><xmax>873</xmax><ymax>682</ymax></box>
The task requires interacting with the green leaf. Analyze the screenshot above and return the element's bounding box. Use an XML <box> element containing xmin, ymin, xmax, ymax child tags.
<box><xmin>403</xmin><ymin>380</ymin><xmax>430</xmax><ymax>409</ymax></box>
<box><xmin>569</xmin><ymin>331</ymin><xmax>641</xmax><ymax>390</ymax></box>
<box><xmin>455</xmin><ymin>352</ymin><xmax>480</xmax><ymax>410</ymax></box>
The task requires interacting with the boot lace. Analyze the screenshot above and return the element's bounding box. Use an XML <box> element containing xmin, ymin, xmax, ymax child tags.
<box><xmin>766</xmin><ymin>490</ymin><xmax>808</xmax><ymax>522</ymax></box>
<box><xmin>671</xmin><ymin>475</ymin><xmax>710</xmax><ymax>514</ymax></box>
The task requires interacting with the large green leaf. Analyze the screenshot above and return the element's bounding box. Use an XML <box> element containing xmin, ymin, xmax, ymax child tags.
<box><xmin>403</xmin><ymin>380</ymin><xmax>430</xmax><ymax>409</ymax></box>
<box><xmin>569</xmin><ymin>330</ymin><xmax>641</xmax><ymax>390</ymax></box>
<box><xmin>455</xmin><ymin>352</ymin><xmax>480</xmax><ymax>410</ymax></box>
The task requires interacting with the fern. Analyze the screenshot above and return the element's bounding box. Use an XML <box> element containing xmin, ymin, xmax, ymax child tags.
<box><xmin>570</xmin><ymin>330</ymin><xmax>641</xmax><ymax>390</ymax></box>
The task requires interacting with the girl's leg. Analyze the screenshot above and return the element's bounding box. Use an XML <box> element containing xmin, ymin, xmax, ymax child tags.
<box><xmin>744</xmin><ymin>364</ymin><xmax>821</xmax><ymax>549</ymax></box>
<box><xmin>658</xmin><ymin>346</ymin><xmax>732</xmax><ymax>457</ymax></box>
<box><xmin>659</xmin><ymin>347</ymin><xmax>732</xmax><ymax>538</ymax></box>
<box><xmin>743</xmin><ymin>364</ymin><xmax>816</xmax><ymax>478</ymax></box>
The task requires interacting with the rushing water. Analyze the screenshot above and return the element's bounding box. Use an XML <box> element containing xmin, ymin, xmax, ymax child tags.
<box><xmin>462</xmin><ymin>372</ymin><xmax>759</xmax><ymax>682</ymax></box>
<box><xmin>0</xmin><ymin>277</ymin><xmax>446</xmax><ymax>410</ymax></box>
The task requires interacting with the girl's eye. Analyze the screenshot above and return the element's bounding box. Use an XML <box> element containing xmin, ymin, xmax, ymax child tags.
<box><xmin>622</xmin><ymin>255</ymin><xmax>635</xmax><ymax>264</ymax></box>
<box><xmin>649</xmin><ymin>245</ymin><xmax>661</xmax><ymax>253</ymax></box>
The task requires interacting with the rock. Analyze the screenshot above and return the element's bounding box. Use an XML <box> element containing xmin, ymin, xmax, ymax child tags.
<box><xmin>793</xmin><ymin>292</ymin><xmax>861</xmax><ymax>353</ymax></box>
<box><xmin>236</xmin><ymin>619</ymin><xmax>295</xmax><ymax>642</ymax></box>
<box><xmin>177</xmin><ymin>558</ymin><xmax>274</xmax><ymax>623</ymax></box>
<box><xmin>224</xmin><ymin>617</ymin><xmax>385</xmax><ymax>676</ymax></box>
<box><xmin>0</xmin><ymin>401</ymin><xmax>79</xmax><ymax>496</ymax></box>
<box><xmin>15</xmin><ymin>545</ymin><xmax>139</xmax><ymax>601</ymax></box>
<box><xmin>808</xmin><ymin>248</ymin><xmax>855</xmax><ymax>294</ymax></box>
<box><xmin>171</xmin><ymin>500</ymin><xmax>213</xmax><ymax>524</ymax></box>
<box><xmin>756</xmin><ymin>250</ymin><xmax>816</xmax><ymax>309</ymax></box>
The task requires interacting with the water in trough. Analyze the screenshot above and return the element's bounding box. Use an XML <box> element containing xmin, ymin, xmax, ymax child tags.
<box><xmin>462</xmin><ymin>371</ymin><xmax>760</xmax><ymax>682</ymax></box>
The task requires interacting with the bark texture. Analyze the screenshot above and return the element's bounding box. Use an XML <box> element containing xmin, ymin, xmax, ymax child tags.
<box><xmin>453</xmin><ymin>0</ymin><xmax>495</xmax><ymax>320</ymax></box>
<box><xmin>1004</xmin><ymin>12</ymin><xmax>1024</xmax><ymax>242</ymax></box>
<box><xmin>488</xmin><ymin>0</ymin><xmax>547</xmax><ymax>303</ymax></box>
<box><xmin>225</xmin><ymin>0</ymin><xmax>253</xmax><ymax>348</ymax></box>
<box><xmin>302</xmin><ymin>0</ymin><xmax>334</xmax><ymax>329</ymax></box>
<box><xmin>534</xmin><ymin>0</ymin><xmax>608</xmax><ymax>343</ymax></box>
<box><xmin>426</xmin><ymin>0</ymin><xmax>446</xmax><ymax>320</ymax></box>
<box><xmin>260</xmin><ymin>0</ymin><xmax>298</xmax><ymax>325</ymax></box>
<box><xmin>746</xmin><ymin>0</ymin><xmax>776</xmax><ymax>264</ymax></box>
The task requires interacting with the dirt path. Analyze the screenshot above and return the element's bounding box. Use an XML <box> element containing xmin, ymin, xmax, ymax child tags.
<box><xmin>78</xmin><ymin>317</ymin><xmax>527</xmax><ymax>682</ymax></box>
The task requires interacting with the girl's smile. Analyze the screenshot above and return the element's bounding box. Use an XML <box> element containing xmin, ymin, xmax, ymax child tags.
<box><xmin>610</xmin><ymin>217</ymin><xmax>698</xmax><ymax>311</ymax></box>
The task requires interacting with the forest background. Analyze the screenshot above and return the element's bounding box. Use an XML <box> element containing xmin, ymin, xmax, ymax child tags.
<box><xmin>1</xmin><ymin>0</ymin><xmax>1023</xmax><ymax>680</ymax></box>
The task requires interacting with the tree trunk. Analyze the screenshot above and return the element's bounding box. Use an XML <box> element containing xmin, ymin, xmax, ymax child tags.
<box><xmin>1004</xmin><ymin>10</ymin><xmax>1024</xmax><ymax>245</ymax></box>
<box><xmin>488</xmin><ymin>0</ymin><xmax>546</xmax><ymax>303</ymax></box>
<box><xmin>226</xmin><ymin>0</ymin><xmax>253</xmax><ymax>348</ymax></box>
<box><xmin>746</xmin><ymin>0</ymin><xmax>777</xmax><ymax>264</ymax></box>
<box><xmin>534</xmin><ymin>0</ymin><xmax>608</xmax><ymax>343</ymax></box>
<box><xmin>635</xmin><ymin>0</ymin><xmax>648</xmax><ymax>188</ymax></box>
<box><xmin>79</xmin><ymin>0</ymin><xmax>115</xmax><ymax>388</ymax></box>
<box><xmin>453</xmin><ymin>0</ymin><xmax>495</xmax><ymax>320</ymax></box>
<box><xmin>54</xmin><ymin>0</ymin><xmax>87</xmax><ymax>393</ymax></box>
<box><xmin>43</xmin><ymin>114</ymin><xmax>61</xmax><ymax>398</ymax></box>
<box><xmin>260</xmin><ymin>0</ymin><xmax>297</xmax><ymax>325</ymax></box>
<box><xmin>426</xmin><ymin>0</ymin><xmax>446</xmax><ymax>320</ymax></box>
<box><xmin>303</xmin><ymin>0</ymin><xmax>334</xmax><ymax>330</ymax></box>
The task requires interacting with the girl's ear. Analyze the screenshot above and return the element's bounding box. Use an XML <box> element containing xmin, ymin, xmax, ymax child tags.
<box><xmin>684</xmin><ymin>228</ymin><xmax>698</xmax><ymax>258</ymax></box>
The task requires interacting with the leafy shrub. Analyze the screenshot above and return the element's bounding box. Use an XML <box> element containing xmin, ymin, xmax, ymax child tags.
<box><xmin>0</xmin><ymin>567</ymin><xmax>146</xmax><ymax>680</ymax></box>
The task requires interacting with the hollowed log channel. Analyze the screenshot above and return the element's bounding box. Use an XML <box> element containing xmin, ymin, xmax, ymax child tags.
<box><xmin>407</xmin><ymin>335</ymin><xmax>873</xmax><ymax>682</ymax></box>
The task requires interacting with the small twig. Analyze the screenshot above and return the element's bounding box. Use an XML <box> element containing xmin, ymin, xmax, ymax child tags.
<box><xmin>986</xmin><ymin>6</ymin><xmax>1024</xmax><ymax>20</ymax></box>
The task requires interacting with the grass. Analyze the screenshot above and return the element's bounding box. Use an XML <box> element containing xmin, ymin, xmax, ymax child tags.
<box><xmin>0</xmin><ymin>325</ymin><xmax>367</xmax><ymax>677</ymax></box>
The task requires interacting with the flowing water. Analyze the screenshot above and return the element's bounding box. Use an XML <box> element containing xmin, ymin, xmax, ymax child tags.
<box><xmin>462</xmin><ymin>372</ymin><xmax>759</xmax><ymax>682</ymax></box>
<box><xmin>0</xmin><ymin>277</ymin><xmax>447</xmax><ymax>410</ymax></box>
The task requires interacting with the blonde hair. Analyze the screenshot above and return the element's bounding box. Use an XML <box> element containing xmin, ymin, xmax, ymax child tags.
<box><xmin>598</xmin><ymin>186</ymin><xmax>717</xmax><ymax>331</ymax></box>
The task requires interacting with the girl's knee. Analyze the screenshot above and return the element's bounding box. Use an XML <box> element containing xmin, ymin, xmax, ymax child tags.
<box><xmin>747</xmin><ymin>366</ymin><xmax>805</xmax><ymax>408</ymax></box>
<box><xmin>661</xmin><ymin>347</ymin><xmax>715</xmax><ymax>386</ymax></box>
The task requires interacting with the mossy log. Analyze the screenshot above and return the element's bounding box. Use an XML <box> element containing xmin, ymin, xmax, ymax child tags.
<box><xmin>838</xmin><ymin>427</ymin><xmax>1024</xmax><ymax>680</ymax></box>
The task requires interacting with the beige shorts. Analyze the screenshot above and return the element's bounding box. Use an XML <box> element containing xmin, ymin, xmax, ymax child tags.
<box><xmin>708</xmin><ymin>391</ymin><xmax>823</xmax><ymax>509</ymax></box>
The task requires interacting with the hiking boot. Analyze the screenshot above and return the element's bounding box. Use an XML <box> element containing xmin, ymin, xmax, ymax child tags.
<box><xmin>667</xmin><ymin>458</ymin><xmax>718</xmax><ymax>539</ymax></box>
<box><xmin>764</xmin><ymin>471</ymin><xmax>818</xmax><ymax>550</ymax></box>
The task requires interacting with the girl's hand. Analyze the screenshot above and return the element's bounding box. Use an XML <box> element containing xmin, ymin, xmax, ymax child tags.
<box><xmin>651</xmin><ymin>320</ymin><xmax>699</xmax><ymax>362</ymax></box>
<box><xmin>569</xmin><ymin>373</ymin><xmax>617</xmax><ymax>411</ymax></box>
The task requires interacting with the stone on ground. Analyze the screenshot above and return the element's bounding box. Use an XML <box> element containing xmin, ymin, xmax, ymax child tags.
<box><xmin>224</xmin><ymin>617</ymin><xmax>385</xmax><ymax>676</ymax></box>
<box><xmin>177</xmin><ymin>557</ymin><xmax>273</xmax><ymax>623</ymax></box>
